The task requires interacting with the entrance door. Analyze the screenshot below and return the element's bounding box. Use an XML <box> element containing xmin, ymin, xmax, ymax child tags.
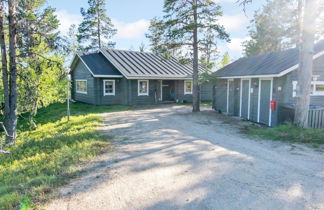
<box><xmin>241</xmin><ymin>80</ymin><xmax>250</xmax><ymax>119</ymax></box>
<box><xmin>259</xmin><ymin>79</ymin><xmax>272</xmax><ymax>125</ymax></box>
<box><xmin>162</xmin><ymin>81</ymin><xmax>175</xmax><ymax>101</ymax></box>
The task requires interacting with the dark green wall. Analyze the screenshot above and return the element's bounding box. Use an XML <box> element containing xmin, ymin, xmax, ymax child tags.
<box><xmin>71</xmin><ymin>60</ymin><xmax>96</xmax><ymax>104</ymax></box>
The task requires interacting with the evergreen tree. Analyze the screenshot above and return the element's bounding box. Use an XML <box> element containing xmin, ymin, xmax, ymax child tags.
<box><xmin>147</xmin><ymin>0</ymin><xmax>229</xmax><ymax>112</ymax></box>
<box><xmin>219</xmin><ymin>52</ymin><xmax>230</xmax><ymax>68</ymax></box>
<box><xmin>17</xmin><ymin>0</ymin><xmax>65</xmax><ymax>129</ymax></box>
<box><xmin>243</xmin><ymin>0</ymin><xmax>299</xmax><ymax>56</ymax></box>
<box><xmin>78</xmin><ymin>0</ymin><xmax>116</xmax><ymax>51</ymax></box>
<box><xmin>243</xmin><ymin>0</ymin><xmax>324</xmax><ymax>57</ymax></box>
<box><xmin>199</xmin><ymin>29</ymin><xmax>219</xmax><ymax>70</ymax></box>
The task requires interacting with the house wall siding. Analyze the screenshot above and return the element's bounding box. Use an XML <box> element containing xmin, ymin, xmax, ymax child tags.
<box><xmin>214</xmin><ymin>79</ymin><xmax>228</xmax><ymax>113</ymax></box>
<box><xmin>128</xmin><ymin>80</ymin><xmax>159</xmax><ymax>105</ymax></box>
<box><xmin>71</xmin><ymin>60</ymin><xmax>96</xmax><ymax>104</ymax></box>
<box><xmin>96</xmin><ymin>77</ymin><xmax>128</xmax><ymax>105</ymax></box>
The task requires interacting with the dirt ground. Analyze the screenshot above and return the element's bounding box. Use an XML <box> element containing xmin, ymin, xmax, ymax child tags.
<box><xmin>46</xmin><ymin>105</ymin><xmax>324</xmax><ymax>210</ymax></box>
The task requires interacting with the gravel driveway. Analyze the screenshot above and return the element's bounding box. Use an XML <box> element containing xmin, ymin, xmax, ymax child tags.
<box><xmin>46</xmin><ymin>105</ymin><xmax>324</xmax><ymax>210</ymax></box>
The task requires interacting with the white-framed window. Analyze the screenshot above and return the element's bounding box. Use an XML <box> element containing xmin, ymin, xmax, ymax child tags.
<box><xmin>292</xmin><ymin>80</ymin><xmax>324</xmax><ymax>97</ymax></box>
<box><xmin>184</xmin><ymin>80</ymin><xmax>193</xmax><ymax>94</ymax></box>
<box><xmin>138</xmin><ymin>80</ymin><xmax>149</xmax><ymax>96</ymax></box>
<box><xmin>76</xmin><ymin>79</ymin><xmax>87</xmax><ymax>94</ymax></box>
<box><xmin>103</xmin><ymin>80</ymin><xmax>115</xmax><ymax>96</ymax></box>
<box><xmin>313</xmin><ymin>81</ymin><xmax>324</xmax><ymax>95</ymax></box>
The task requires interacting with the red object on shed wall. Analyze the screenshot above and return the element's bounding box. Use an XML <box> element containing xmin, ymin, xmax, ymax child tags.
<box><xmin>270</xmin><ymin>100</ymin><xmax>277</xmax><ymax>110</ymax></box>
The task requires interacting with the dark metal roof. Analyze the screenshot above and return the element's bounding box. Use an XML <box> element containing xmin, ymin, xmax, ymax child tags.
<box><xmin>215</xmin><ymin>40</ymin><xmax>324</xmax><ymax>78</ymax></box>
<box><xmin>79</xmin><ymin>52</ymin><xmax>122</xmax><ymax>76</ymax></box>
<box><xmin>100</xmin><ymin>48</ymin><xmax>205</xmax><ymax>79</ymax></box>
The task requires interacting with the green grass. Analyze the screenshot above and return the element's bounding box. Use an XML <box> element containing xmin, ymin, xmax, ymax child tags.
<box><xmin>242</xmin><ymin>124</ymin><xmax>324</xmax><ymax>146</ymax></box>
<box><xmin>0</xmin><ymin>103</ymin><xmax>129</xmax><ymax>209</ymax></box>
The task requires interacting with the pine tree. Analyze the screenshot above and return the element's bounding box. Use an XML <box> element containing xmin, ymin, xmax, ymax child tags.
<box><xmin>147</xmin><ymin>0</ymin><xmax>229</xmax><ymax>112</ymax></box>
<box><xmin>17</xmin><ymin>0</ymin><xmax>65</xmax><ymax>129</ymax></box>
<box><xmin>242</xmin><ymin>0</ymin><xmax>324</xmax><ymax>57</ymax></box>
<box><xmin>242</xmin><ymin>0</ymin><xmax>299</xmax><ymax>56</ymax></box>
<box><xmin>219</xmin><ymin>52</ymin><xmax>230</xmax><ymax>68</ymax></box>
<box><xmin>78</xmin><ymin>0</ymin><xmax>116</xmax><ymax>51</ymax></box>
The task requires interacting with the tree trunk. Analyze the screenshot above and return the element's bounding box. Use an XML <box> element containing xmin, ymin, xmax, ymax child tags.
<box><xmin>294</xmin><ymin>0</ymin><xmax>318</xmax><ymax>128</ymax></box>
<box><xmin>97</xmin><ymin>6</ymin><xmax>101</xmax><ymax>48</ymax></box>
<box><xmin>7</xmin><ymin>0</ymin><xmax>18</xmax><ymax>143</ymax></box>
<box><xmin>0</xmin><ymin>1</ymin><xmax>10</xmax><ymax>134</ymax></box>
<box><xmin>192</xmin><ymin>0</ymin><xmax>200</xmax><ymax>112</ymax></box>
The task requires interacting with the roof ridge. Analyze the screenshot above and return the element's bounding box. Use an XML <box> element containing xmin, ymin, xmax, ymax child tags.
<box><xmin>101</xmin><ymin>47</ymin><xmax>154</xmax><ymax>55</ymax></box>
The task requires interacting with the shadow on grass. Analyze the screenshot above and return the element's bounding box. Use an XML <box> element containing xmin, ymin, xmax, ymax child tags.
<box><xmin>0</xmin><ymin>102</ymin><xmax>124</xmax><ymax>209</ymax></box>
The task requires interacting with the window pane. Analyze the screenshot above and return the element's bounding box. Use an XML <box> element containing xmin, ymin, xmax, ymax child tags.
<box><xmin>185</xmin><ymin>81</ymin><xmax>192</xmax><ymax>93</ymax></box>
<box><xmin>316</xmin><ymin>84</ymin><xmax>324</xmax><ymax>91</ymax></box>
<box><xmin>139</xmin><ymin>81</ymin><xmax>148</xmax><ymax>94</ymax></box>
<box><xmin>77</xmin><ymin>81</ymin><xmax>87</xmax><ymax>93</ymax></box>
<box><xmin>105</xmin><ymin>81</ymin><xmax>114</xmax><ymax>94</ymax></box>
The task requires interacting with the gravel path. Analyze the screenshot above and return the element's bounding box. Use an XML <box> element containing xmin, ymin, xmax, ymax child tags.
<box><xmin>46</xmin><ymin>105</ymin><xmax>324</xmax><ymax>210</ymax></box>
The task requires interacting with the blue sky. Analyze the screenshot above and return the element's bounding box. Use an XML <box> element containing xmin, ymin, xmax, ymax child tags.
<box><xmin>47</xmin><ymin>0</ymin><xmax>265</xmax><ymax>61</ymax></box>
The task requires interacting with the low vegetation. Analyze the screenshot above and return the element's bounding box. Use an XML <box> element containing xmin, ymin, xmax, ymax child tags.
<box><xmin>243</xmin><ymin>124</ymin><xmax>324</xmax><ymax>147</ymax></box>
<box><xmin>0</xmin><ymin>103</ymin><xmax>128</xmax><ymax>209</ymax></box>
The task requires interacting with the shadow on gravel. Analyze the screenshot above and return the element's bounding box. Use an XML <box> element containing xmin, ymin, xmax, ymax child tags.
<box><xmin>51</xmin><ymin>105</ymin><xmax>324</xmax><ymax>210</ymax></box>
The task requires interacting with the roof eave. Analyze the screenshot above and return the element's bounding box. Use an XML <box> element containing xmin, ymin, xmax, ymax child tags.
<box><xmin>217</xmin><ymin>50</ymin><xmax>324</xmax><ymax>79</ymax></box>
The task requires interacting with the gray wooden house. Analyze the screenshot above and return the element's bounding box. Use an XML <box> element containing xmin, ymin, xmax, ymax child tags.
<box><xmin>213</xmin><ymin>40</ymin><xmax>324</xmax><ymax>127</ymax></box>
<box><xmin>70</xmin><ymin>49</ymin><xmax>213</xmax><ymax>105</ymax></box>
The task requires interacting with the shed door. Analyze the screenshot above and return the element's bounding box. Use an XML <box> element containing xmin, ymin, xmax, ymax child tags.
<box><xmin>259</xmin><ymin>80</ymin><xmax>271</xmax><ymax>125</ymax></box>
<box><xmin>241</xmin><ymin>80</ymin><xmax>250</xmax><ymax>119</ymax></box>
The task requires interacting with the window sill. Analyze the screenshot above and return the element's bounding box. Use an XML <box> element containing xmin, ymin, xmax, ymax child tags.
<box><xmin>76</xmin><ymin>91</ymin><xmax>87</xmax><ymax>94</ymax></box>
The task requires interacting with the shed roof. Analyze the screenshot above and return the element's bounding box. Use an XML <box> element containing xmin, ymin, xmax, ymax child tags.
<box><xmin>215</xmin><ymin>40</ymin><xmax>324</xmax><ymax>78</ymax></box>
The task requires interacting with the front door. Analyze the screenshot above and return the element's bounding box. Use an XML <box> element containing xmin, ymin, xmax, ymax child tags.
<box><xmin>162</xmin><ymin>81</ymin><xmax>175</xmax><ymax>101</ymax></box>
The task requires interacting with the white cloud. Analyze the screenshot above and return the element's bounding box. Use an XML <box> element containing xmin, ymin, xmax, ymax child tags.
<box><xmin>55</xmin><ymin>10</ymin><xmax>82</xmax><ymax>34</ymax></box>
<box><xmin>219</xmin><ymin>14</ymin><xmax>249</xmax><ymax>32</ymax></box>
<box><xmin>112</xmin><ymin>19</ymin><xmax>150</xmax><ymax>40</ymax></box>
<box><xmin>227</xmin><ymin>37</ymin><xmax>250</xmax><ymax>53</ymax></box>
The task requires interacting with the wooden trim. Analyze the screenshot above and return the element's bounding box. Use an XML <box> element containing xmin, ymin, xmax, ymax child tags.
<box><xmin>257</xmin><ymin>78</ymin><xmax>273</xmax><ymax>125</ymax></box>
<box><xmin>76</xmin><ymin>79</ymin><xmax>87</xmax><ymax>94</ymax></box>
<box><xmin>160</xmin><ymin>80</ymin><xmax>163</xmax><ymax>101</ymax></box>
<box><xmin>239</xmin><ymin>79</ymin><xmax>243</xmax><ymax>117</ymax></box>
<box><xmin>269</xmin><ymin>78</ymin><xmax>273</xmax><ymax>126</ymax></box>
<box><xmin>94</xmin><ymin>75</ymin><xmax>123</xmax><ymax>78</ymax></box>
<box><xmin>218</xmin><ymin>50</ymin><xmax>324</xmax><ymax>79</ymax></box>
<box><xmin>184</xmin><ymin>80</ymin><xmax>193</xmax><ymax>94</ymax></box>
<box><xmin>138</xmin><ymin>80</ymin><xmax>149</xmax><ymax>96</ymax></box>
<box><xmin>240</xmin><ymin>78</ymin><xmax>251</xmax><ymax>119</ymax></box>
<box><xmin>103</xmin><ymin>80</ymin><xmax>115</xmax><ymax>96</ymax></box>
<box><xmin>257</xmin><ymin>79</ymin><xmax>261</xmax><ymax>122</ymax></box>
<box><xmin>248</xmin><ymin>79</ymin><xmax>251</xmax><ymax>120</ymax></box>
<box><xmin>226</xmin><ymin>79</ymin><xmax>230</xmax><ymax>113</ymax></box>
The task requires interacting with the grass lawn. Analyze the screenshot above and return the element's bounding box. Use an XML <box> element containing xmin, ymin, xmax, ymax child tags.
<box><xmin>0</xmin><ymin>102</ymin><xmax>129</xmax><ymax>209</ymax></box>
<box><xmin>242</xmin><ymin>124</ymin><xmax>324</xmax><ymax>147</ymax></box>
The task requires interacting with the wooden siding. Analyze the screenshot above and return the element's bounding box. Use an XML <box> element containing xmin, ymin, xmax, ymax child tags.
<box><xmin>200</xmin><ymin>82</ymin><xmax>213</xmax><ymax>101</ymax></box>
<box><xmin>214</xmin><ymin>79</ymin><xmax>227</xmax><ymax>113</ymax></box>
<box><xmin>308</xmin><ymin>109</ymin><xmax>324</xmax><ymax>128</ymax></box>
<box><xmin>71</xmin><ymin>60</ymin><xmax>96</xmax><ymax>104</ymax></box>
<box><xmin>128</xmin><ymin>80</ymin><xmax>159</xmax><ymax>105</ymax></box>
<box><xmin>250</xmin><ymin>78</ymin><xmax>259</xmax><ymax>122</ymax></box>
<box><xmin>96</xmin><ymin>78</ymin><xmax>128</xmax><ymax>105</ymax></box>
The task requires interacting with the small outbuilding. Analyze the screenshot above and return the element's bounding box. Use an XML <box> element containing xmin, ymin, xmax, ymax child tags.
<box><xmin>213</xmin><ymin>40</ymin><xmax>324</xmax><ymax>127</ymax></box>
<box><xmin>70</xmin><ymin>49</ymin><xmax>213</xmax><ymax>105</ymax></box>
